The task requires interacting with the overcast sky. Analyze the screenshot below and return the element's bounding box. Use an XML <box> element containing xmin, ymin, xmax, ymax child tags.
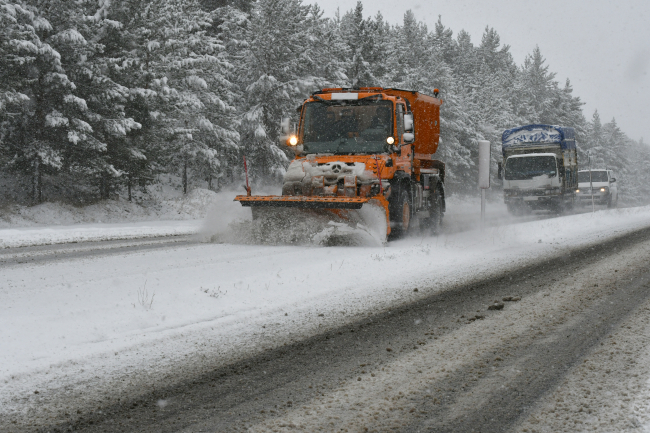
<box><xmin>311</xmin><ymin>0</ymin><xmax>649</xmax><ymax>143</ymax></box>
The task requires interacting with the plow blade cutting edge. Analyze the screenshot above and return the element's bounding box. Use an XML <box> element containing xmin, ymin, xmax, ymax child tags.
<box><xmin>235</xmin><ymin>195</ymin><xmax>369</xmax><ymax>209</ymax></box>
<box><xmin>234</xmin><ymin>195</ymin><xmax>390</xmax><ymax>245</ymax></box>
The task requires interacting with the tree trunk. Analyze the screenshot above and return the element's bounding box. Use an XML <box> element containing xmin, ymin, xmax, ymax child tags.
<box><xmin>128</xmin><ymin>175</ymin><xmax>132</xmax><ymax>202</ymax></box>
<box><xmin>32</xmin><ymin>156</ymin><xmax>42</xmax><ymax>204</ymax></box>
<box><xmin>100</xmin><ymin>174</ymin><xmax>110</xmax><ymax>200</ymax></box>
<box><xmin>183</xmin><ymin>160</ymin><xmax>188</xmax><ymax>195</ymax></box>
<box><xmin>208</xmin><ymin>174</ymin><xmax>212</xmax><ymax>191</ymax></box>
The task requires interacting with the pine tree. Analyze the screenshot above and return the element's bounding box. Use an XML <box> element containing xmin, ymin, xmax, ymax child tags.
<box><xmin>515</xmin><ymin>46</ymin><xmax>558</xmax><ymax>124</ymax></box>
<box><xmin>237</xmin><ymin>0</ymin><xmax>324</xmax><ymax>180</ymax></box>
<box><xmin>340</xmin><ymin>1</ymin><xmax>374</xmax><ymax>87</ymax></box>
<box><xmin>98</xmin><ymin>0</ymin><xmax>239</xmax><ymax>195</ymax></box>
<box><xmin>1</xmin><ymin>0</ymin><xmax>91</xmax><ymax>202</ymax></box>
<box><xmin>311</xmin><ymin>7</ymin><xmax>349</xmax><ymax>86</ymax></box>
<box><xmin>0</xmin><ymin>0</ymin><xmax>40</xmax><ymax>173</ymax></box>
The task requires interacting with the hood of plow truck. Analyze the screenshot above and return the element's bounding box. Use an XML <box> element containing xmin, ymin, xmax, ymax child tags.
<box><xmin>234</xmin><ymin>155</ymin><xmax>392</xmax><ymax>245</ymax></box>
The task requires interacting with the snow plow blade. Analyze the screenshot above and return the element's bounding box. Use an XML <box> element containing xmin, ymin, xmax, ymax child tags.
<box><xmin>235</xmin><ymin>195</ymin><xmax>370</xmax><ymax>209</ymax></box>
<box><xmin>234</xmin><ymin>195</ymin><xmax>389</xmax><ymax>245</ymax></box>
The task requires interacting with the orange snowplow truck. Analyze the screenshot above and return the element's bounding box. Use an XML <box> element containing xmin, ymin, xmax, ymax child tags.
<box><xmin>235</xmin><ymin>87</ymin><xmax>445</xmax><ymax>239</ymax></box>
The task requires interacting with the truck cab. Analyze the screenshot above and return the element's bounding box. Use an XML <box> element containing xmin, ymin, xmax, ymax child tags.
<box><xmin>576</xmin><ymin>169</ymin><xmax>618</xmax><ymax>208</ymax></box>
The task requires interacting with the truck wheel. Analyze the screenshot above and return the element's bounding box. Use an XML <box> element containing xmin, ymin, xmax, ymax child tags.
<box><xmin>389</xmin><ymin>187</ymin><xmax>411</xmax><ymax>239</ymax></box>
<box><xmin>421</xmin><ymin>190</ymin><xmax>442</xmax><ymax>235</ymax></box>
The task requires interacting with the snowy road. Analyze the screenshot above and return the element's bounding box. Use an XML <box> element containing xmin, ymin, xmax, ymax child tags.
<box><xmin>29</xmin><ymin>226</ymin><xmax>650</xmax><ymax>433</ymax></box>
<box><xmin>3</xmin><ymin>203</ymin><xmax>650</xmax><ymax>432</ymax></box>
<box><xmin>0</xmin><ymin>235</ymin><xmax>196</xmax><ymax>267</ymax></box>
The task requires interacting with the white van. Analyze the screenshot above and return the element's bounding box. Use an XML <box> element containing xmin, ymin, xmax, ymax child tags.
<box><xmin>576</xmin><ymin>169</ymin><xmax>618</xmax><ymax>207</ymax></box>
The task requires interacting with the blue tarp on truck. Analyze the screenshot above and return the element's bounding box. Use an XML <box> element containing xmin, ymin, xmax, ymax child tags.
<box><xmin>502</xmin><ymin>124</ymin><xmax>576</xmax><ymax>157</ymax></box>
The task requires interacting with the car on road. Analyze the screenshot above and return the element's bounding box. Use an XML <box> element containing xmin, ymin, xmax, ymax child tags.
<box><xmin>576</xmin><ymin>169</ymin><xmax>618</xmax><ymax>207</ymax></box>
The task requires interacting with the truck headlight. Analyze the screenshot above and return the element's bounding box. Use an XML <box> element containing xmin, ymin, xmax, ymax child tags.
<box><xmin>575</xmin><ymin>189</ymin><xmax>580</xmax><ymax>193</ymax></box>
<box><xmin>288</xmin><ymin>135</ymin><xmax>298</xmax><ymax>146</ymax></box>
<box><xmin>386</xmin><ymin>137</ymin><xmax>395</xmax><ymax>145</ymax></box>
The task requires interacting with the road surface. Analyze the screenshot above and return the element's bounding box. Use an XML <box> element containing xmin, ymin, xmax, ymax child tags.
<box><xmin>26</xmin><ymin>226</ymin><xmax>650</xmax><ymax>433</ymax></box>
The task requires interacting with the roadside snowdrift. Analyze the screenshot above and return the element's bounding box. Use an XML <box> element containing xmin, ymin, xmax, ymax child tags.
<box><xmin>0</xmin><ymin>188</ymin><xmax>217</xmax><ymax>229</ymax></box>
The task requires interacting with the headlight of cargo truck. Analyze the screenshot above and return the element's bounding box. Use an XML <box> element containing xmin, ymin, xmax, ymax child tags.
<box><xmin>600</xmin><ymin>187</ymin><xmax>608</xmax><ymax>193</ymax></box>
<box><xmin>288</xmin><ymin>135</ymin><xmax>298</xmax><ymax>146</ymax></box>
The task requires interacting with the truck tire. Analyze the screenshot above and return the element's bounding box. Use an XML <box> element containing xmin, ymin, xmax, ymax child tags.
<box><xmin>389</xmin><ymin>186</ymin><xmax>411</xmax><ymax>239</ymax></box>
<box><xmin>421</xmin><ymin>190</ymin><xmax>442</xmax><ymax>235</ymax></box>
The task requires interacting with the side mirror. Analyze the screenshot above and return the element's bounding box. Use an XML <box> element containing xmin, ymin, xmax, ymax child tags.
<box><xmin>497</xmin><ymin>162</ymin><xmax>503</xmax><ymax>180</ymax></box>
<box><xmin>610</xmin><ymin>177</ymin><xmax>616</xmax><ymax>182</ymax></box>
<box><xmin>403</xmin><ymin>132</ymin><xmax>414</xmax><ymax>143</ymax></box>
<box><xmin>403</xmin><ymin>113</ymin><xmax>414</xmax><ymax>132</ymax></box>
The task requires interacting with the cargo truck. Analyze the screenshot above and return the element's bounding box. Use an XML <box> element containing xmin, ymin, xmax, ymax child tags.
<box><xmin>498</xmin><ymin>124</ymin><xmax>578</xmax><ymax>214</ymax></box>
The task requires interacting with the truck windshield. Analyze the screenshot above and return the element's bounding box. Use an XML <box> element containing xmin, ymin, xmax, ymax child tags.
<box><xmin>505</xmin><ymin>155</ymin><xmax>557</xmax><ymax>180</ymax></box>
<box><xmin>301</xmin><ymin>100</ymin><xmax>393</xmax><ymax>154</ymax></box>
<box><xmin>578</xmin><ymin>171</ymin><xmax>608</xmax><ymax>182</ymax></box>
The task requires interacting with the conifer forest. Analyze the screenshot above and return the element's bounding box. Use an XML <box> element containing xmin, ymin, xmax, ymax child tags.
<box><xmin>1</xmin><ymin>0</ymin><xmax>649</xmax><ymax>205</ymax></box>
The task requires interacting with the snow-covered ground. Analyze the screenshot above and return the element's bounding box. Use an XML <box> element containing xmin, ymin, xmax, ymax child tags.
<box><xmin>0</xmin><ymin>187</ymin><xmax>218</xmax><ymax>229</ymax></box>
<box><xmin>2</xmin><ymin>194</ymin><xmax>650</xmax><ymax>428</ymax></box>
<box><xmin>0</xmin><ymin>220</ymin><xmax>202</xmax><ymax>249</ymax></box>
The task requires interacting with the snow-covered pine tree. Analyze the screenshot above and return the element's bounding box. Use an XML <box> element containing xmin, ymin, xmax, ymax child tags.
<box><xmin>514</xmin><ymin>46</ymin><xmax>561</xmax><ymax>125</ymax></box>
<box><xmin>624</xmin><ymin>137</ymin><xmax>650</xmax><ymax>204</ymax></box>
<box><xmin>311</xmin><ymin>7</ymin><xmax>349</xmax><ymax>87</ymax></box>
<box><xmin>0</xmin><ymin>0</ymin><xmax>40</xmax><ymax>173</ymax></box>
<box><xmin>1</xmin><ymin>0</ymin><xmax>95</xmax><ymax>203</ymax></box>
<box><xmin>601</xmin><ymin>117</ymin><xmax>629</xmax><ymax>185</ymax></box>
<box><xmin>236</xmin><ymin>0</ymin><xmax>324</xmax><ymax>181</ymax></box>
<box><xmin>387</xmin><ymin>10</ymin><xmax>430</xmax><ymax>90</ymax></box>
<box><xmin>32</xmin><ymin>0</ymin><xmax>144</xmax><ymax>201</ymax></box>
<box><xmin>100</xmin><ymin>0</ymin><xmax>238</xmax><ymax>195</ymax></box>
<box><xmin>431</xmin><ymin>15</ymin><xmax>457</xmax><ymax>67</ymax></box>
<box><xmin>366</xmin><ymin>11</ymin><xmax>390</xmax><ymax>85</ymax></box>
<box><xmin>340</xmin><ymin>1</ymin><xmax>374</xmax><ymax>87</ymax></box>
<box><xmin>581</xmin><ymin>109</ymin><xmax>604</xmax><ymax>165</ymax></box>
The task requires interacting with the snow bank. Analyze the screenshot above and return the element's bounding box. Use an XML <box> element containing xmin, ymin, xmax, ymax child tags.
<box><xmin>0</xmin><ymin>187</ymin><xmax>218</xmax><ymax>229</ymax></box>
<box><xmin>0</xmin><ymin>220</ymin><xmax>202</xmax><ymax>249</ymax></box>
